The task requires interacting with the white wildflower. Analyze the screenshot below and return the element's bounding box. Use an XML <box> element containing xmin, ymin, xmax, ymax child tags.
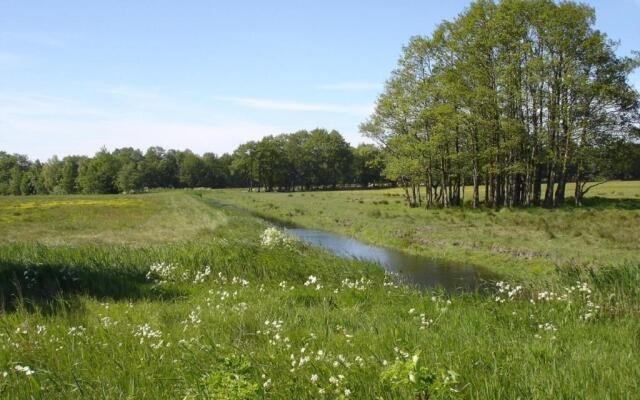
<box><xmin>304</xmin><ymin>275</ymin><xmax>318</xmax><ymax>286</ymax></box>
<box><xmin>146</xmin><ymin>262</ymin><xmax>177</xmax><ymax>283</ymax></box>
<box><xmin>14</xmin><ymin>365</ymin><xmax>34</xmax><ymax>376</ymax></box>
<box><xmin>67</xmin><ymin>326</ymin><xmax>86</xmax><ymax>337</ymax></box>
<box><xmin>193</xmin><ymin>266</ymin><xmax>211</xmax><ymax>284</ymax></box>
<box><xmin>261</xmin><ymin>227</ymin><xmax>296</xmax><ymax>248</ymax></box>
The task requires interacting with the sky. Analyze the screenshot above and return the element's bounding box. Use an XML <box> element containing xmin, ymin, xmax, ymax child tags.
<box><xmin>1</xmin><ymin>0</ymin><xmax>639</xmax><ymax>161</ymax></box>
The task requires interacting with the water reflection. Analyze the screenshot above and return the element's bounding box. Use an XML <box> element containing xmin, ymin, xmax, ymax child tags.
<box><xmin>286</xmin><ymin>228</ymin><xmax>496</xmax><ymax>292</ymax></box>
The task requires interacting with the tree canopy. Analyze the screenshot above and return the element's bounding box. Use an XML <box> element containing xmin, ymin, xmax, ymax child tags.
<box><xmin>361</xmin><ymin>0</ymin><xmax>639</xmax><ymax>207</ymax></box>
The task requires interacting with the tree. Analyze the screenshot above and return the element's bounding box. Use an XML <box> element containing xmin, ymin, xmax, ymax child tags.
<box><xmin>60</xmin><ymin>156</ymin><xmax>83</xmax><ymax>194</ymax></box>
<box><xmin>160</xmin><ymin>150</ymin><xmax>180</xmax><ymax>188</ymax></box>
<box><xmin>202</xmin><ymin>152</ymin><xmax>229</xmax><ymax>188</ymax></box>
<box><xmin>304</xmin><ymin>129</ymin><xmax>353</xmax><ymax>189</ymax></box>
<box><xmin>253</xmin><ymin>136</ymin><xmax>289</xmax><ymax>192</ymax></box>
<box><xmin>8</xmin><ymin>166</ymin><xmax>23</xmax><ymax>195</ymax></box>
<box><xmin>0</xmin><ymin>152</ymin><xmax>30</xmax><ymax>195</ymax></box>
<box><xmin>77</xmin><ymin>148</ymin><xmax>119</xmax><ymax>194</ymax></box>
<box><xmin>41</xmin><ymin>156</ymin><xmax>63</xmax><ymax>194</ymax></box>
<box><xmin>362</xmin><ymin>0</ymin><xmax>639</xmax><ymax>208</ymax></box>
<box><xmin>353</xmin><ymin>144</ymin><xmax>385</xmax><ymax>187</ymax></box>
<box><xmin>116</xmin><ymin>162</ymin><xmax>143</xmax><ymax>192</ymax></box>
<box><xmin>178</xmin><ymin>151</ymin><xmax>207</xmax><ymax>188</ymax></box>
<box><xmin>25</xmin><ymin>161</ymin><xmax>45</xmax><ymax>195</ymax></box>
<box><xmin>230</xmin><ymin>142</ymin><xmax>258</xmax><ymax>190</ymax></box>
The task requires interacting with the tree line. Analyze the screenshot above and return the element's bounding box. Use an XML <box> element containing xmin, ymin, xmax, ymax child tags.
<box><xmin>0</xmin><ymin>129</ymin><xmax>386</xmax><ymax>195</ymax></box>
<box><xmin>361</xmin><ymin>0</ymin><xmax>639</xmax><ymax>207</ymax></box>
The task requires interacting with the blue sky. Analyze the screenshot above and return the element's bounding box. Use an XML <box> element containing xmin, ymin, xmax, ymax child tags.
<box><xmin>1</xmin><ymin>0</ymin><xmax>639</xmax><ymax>160</ymax></box>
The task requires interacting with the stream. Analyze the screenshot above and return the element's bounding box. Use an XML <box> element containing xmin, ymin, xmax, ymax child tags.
<box><xmin>286</xmin><ymin>228</ymin><xmax>496</xmax><ymax>292</ymax></box>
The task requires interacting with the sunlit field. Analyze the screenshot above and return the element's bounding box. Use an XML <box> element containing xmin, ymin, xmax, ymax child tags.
<box><xmin>1</xmin><ymin>188</ymin><xmax>639</xmax><ymax>398</ymax></box>
<box><xmin>0</xmin><ymin>192</ymin><xmax>227</xmax><ymax>244</ymax></box>
<box><xmin>210</xmin><ymin>181</ymin><xmax>640</xmax><ymax>280</ymax></box>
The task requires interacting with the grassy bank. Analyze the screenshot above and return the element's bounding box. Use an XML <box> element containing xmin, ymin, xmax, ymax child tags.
<box><xmin>1</xmin><ymin>191</ymin><xmax>639</xmax><ymax>398</ymax></box>
<box><xmin>209</xmin><ymin>181</ymin><xmax>640</xmax><ymax>280</ymax></box>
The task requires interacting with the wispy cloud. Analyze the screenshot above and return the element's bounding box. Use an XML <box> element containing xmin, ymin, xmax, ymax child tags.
<box><xmin>5</xmin><ymin>32</ymin><xmax>66</xmax><ymax>48</ymax></box>
<box><xmin>101</xmin><ymin>85</ymin><xmax>165</xmax><ymax>102</ymax></box>
<box><xmin>0</xmin><ymin>52</ymin><xmax>24</xmax><ymax>68</ymax></box>
<box><xmin>0</xmin><ymin>93</ymin><xmax>110</xmax><ymax>120</ymax></box>
<box><xmin>0</xmin><ymin>91</ymin><xmax>284</xmax><ymax>160</ymax></box>
<box><xmin>220</xmin><ymin>96</ymin><xmax>373</xmax><ymax>116</ymax></box>
<box><xmin>317</xmin><ymin>81</ymin><xmax>382</xmax><ymax>92</ymax></box>
<box><xmin>100</xmin><ymin>85</ymin><xmax>232</xmax><ymax>123</ymax></box>
<box><xmin>1</xmin><ymin>87</ymin><xmax>372</xmax><ymax>159</ymax></box>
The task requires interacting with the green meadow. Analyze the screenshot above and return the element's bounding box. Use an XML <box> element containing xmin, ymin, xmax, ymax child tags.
<box><xmin>1</xmin><ymin>186</ymin><xmax>640</xmax><ymax>399</ymax></box>
<box><xmin>211</xmin><ymin>181</ymin><xmax>640</xmax><ymax>280</ymax></box>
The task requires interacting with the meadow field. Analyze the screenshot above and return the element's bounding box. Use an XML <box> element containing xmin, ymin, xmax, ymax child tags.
<box><xmin>1</xmin><ymin>187</ymin><xmax>639</xmax><ymax>398</ymax></box>
<box><xmin>211</xmin><ymin>181</ymin><xmax>640</xmax><ymax>280</ymax></box>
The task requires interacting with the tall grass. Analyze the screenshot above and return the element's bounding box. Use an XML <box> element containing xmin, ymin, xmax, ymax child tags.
<box><xmin>1</xmin><ymin>190</ymin><xmax>639</xmax><ymax>398</ymax></box>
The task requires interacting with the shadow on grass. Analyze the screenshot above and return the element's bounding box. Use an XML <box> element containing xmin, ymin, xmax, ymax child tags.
<box><xmin>574</xmin><ymin>196</ymin><xmax>640</xmax><ymax>210</ymax></box>
<box><xmin>0</xmin><ymin>259</ymin><xmax>183</xmax><ymax>314</ymax></box>
<box><xmin>454</xmin><ymin>196</ymin><xmax>640</xmax><ymax>211</ymax></box>
<box><xmin>205</xmin><ymin>197</ymin><xmax>303</xmax><ymax>228</ymax></box>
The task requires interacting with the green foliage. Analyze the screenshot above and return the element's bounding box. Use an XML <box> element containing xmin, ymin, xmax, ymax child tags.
<box><xmin>1</xmin><ymin>128</ymin><xmax>388</xmax><ymax>195</ymax></box>
<box><xmin>352</xmin><ymin>144</ymin><xmax>385</xmax><ymax>187</ymax></box>
<box><xmin>179</xmin><ymin>151</ymin><xmax>209</xmax><ymax>188</ymax></box>
<box><xmin>195</xmin><ymin>356</ymin><xmax>259</xmax><ymax>400</ymax></box>
<box><xmin>116</xmin><ymin>162</ymin><xmax>143</xmax><ymax>192</ymax></box>
<box><xmin>380</xmin><ymin>352</ymin><xmax>460</xmax><ymax>399</ymax></box>
<box><xmin>77</xmin><ymin>147</ymin><xmax>120</xmax><ymax>194</ymax></box>
<box><xmin>361</xmin><ymin>0</ymin><xmax>640</xmax><ymax>208</ymax></box>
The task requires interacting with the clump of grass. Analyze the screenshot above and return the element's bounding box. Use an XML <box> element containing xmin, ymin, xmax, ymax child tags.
<box><xmin>542</xmin><ymin>219</ymin><xmax>557</xmax><ymax>239</ymax></box>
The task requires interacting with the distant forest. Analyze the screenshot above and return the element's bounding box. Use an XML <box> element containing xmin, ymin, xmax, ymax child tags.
<box><xmin>0</xmin><ymin>129</ymin><xmax>388</xmax><ymax>195</ymax></box>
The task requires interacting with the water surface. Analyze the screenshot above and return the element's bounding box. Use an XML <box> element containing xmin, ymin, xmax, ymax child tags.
<box><xmin>286</xmin><ymin>228</ymin><xmax>496</xmax><ymax>292</ymax></box>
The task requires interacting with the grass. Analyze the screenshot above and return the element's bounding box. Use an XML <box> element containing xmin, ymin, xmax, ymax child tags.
<box><xmin>1</xmin><ymin>189</ymin><xmax>639</xmax><ymax>398</ymax></box>
<box><xmin>0</xmin><ymin>192</ymin><xmax>227</xmax><ymax>244</ymax></box>
<box><xmin>208</xmin><ymin>181</ymin><xmax>640</xmax><ymax>281</ymax></box>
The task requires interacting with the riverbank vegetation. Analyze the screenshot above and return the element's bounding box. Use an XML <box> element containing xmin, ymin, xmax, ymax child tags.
<box><xmin>1</xmin><ymin>190</ymin><xmax>639</xmax><ymax>398</ymax></box>
<box><xmin>210</xmin><ymin>181</ymin><xmax>640</xmax><ymax>279</ymax></box>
